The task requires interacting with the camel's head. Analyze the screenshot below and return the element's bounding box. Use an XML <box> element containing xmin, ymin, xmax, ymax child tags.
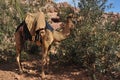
<box><xmin>66</xmin><ymin>14</ymin><xmax>75</xmax><ymax>29</ymax></box>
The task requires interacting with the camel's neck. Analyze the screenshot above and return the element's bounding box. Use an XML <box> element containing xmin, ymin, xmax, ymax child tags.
<box><xmin>62</xmin><ymin>18</ymin><xmax>72</xmax><ymax>36</ymax></box>
<box><xmin>53</xmin><ymin>18</ymin><xmax>73</xmax><ymax>42</ymax></box>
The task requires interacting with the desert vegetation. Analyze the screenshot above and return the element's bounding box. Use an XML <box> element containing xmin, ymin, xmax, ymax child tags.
<box><xmin>0</xmin><ymin>0</ymin><xmax>119</xmax><ymax>80</ymax></box>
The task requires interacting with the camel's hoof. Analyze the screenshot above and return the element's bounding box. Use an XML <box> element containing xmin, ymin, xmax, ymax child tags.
<box><xmin>18</xmin><ymin>71</ymin><xmax>23</xmax><ymax>75</ymax></box>
<box><xmin>41</xmin><ymin>75</ymin><xmax>46</xmax><ymax>80</ymax></box>
<box><xmin>17</xmin><ymin>69</ymin><xmax>24</xmax><ymax>75</ymax></box>
<box><xmin>41</xmin><ymin>73</ymin><xmax>46</xmax><ymax>80</ymax></box>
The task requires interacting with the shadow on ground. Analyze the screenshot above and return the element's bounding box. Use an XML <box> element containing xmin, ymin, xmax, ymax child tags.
<box><xmin>0</xmin><ymin>54</ymin><xmax>92</xmax><ymax>80</ymax></box>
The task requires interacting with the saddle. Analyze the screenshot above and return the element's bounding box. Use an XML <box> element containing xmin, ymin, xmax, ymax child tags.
<box><xmin>16</xmin><ymin>20</ymin><xmax>53</xmax><ymax>43</ymax></box>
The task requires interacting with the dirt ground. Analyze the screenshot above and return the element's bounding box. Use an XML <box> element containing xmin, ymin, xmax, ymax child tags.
<box><xmin>0</xmin><ymin>54</ymin><xmax>110</xmax><ymax>80</ymax></box>
<box><xmin>0</xmin><ymin>62</ymin><xmax>91</xmax><ymax>80</ymax></box>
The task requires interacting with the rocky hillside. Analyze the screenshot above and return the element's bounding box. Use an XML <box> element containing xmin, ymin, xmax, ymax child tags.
<box><xmin>19</xmin><ymin>0</ymin><xmax>120</xmax><ymax>30</ymax></box>
<box><xmin>19</xmin><ymin>0</ymin><xmax>76</xmax><ymax>29</ymax></box>
<box><xmin>102</xmin><ymin>12</ymin><xmax>120</xmax><ymax>25</ymax></box>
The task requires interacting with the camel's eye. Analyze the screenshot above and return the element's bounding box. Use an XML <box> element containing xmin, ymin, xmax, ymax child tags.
<box><xmin>73</xmin><ymin>20</ymin><xmax>77</xmax><ymax>24</ymax></box>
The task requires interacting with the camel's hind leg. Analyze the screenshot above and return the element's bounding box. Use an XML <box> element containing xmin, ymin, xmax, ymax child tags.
<box><xmin>15</xmin><ymin>32</ymin><xmax>24</xmax><ymax>73</ymax></box>
<box><xmin>16</xmin><ymin>48</ymin><xmax>23</xmax><ymax>73</ymax></box>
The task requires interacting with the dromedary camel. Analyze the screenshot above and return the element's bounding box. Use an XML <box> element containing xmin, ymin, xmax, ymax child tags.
<box><xmin>15</xmin><ymin>15</ymin><xmax>74</xmax><ymax>79</ymax></box>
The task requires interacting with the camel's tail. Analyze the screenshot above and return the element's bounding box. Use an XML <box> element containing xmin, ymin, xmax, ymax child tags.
<box><xmin>15</xmin><ymin>21</ymin><xmax>26</xmax><ymax>32</ymax></box>
<box><xmin>15</xmin><ymin>20</ymin><xmax>32</xmax><ymax>40</ymax></box>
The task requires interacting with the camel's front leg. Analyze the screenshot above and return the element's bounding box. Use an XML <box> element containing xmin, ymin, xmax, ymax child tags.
<box><xmin>46</xmin><ymin>54</ymin><xmax>50</xmax><ymax>72</ymax></box>
<box><xmin>41</xmin><ymin>43</ymin><xmax>49</xmax><ymax>79</ymax></box>
<box><xmin>41</xmin><ymin>29</ymin><xmax>53</xmax><ymax>79</ymax></box>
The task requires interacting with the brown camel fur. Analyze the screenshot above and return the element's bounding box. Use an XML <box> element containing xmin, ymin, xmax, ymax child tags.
<box><xmin>15</xmin><ymin>15</ymin><xmax>74</xmax><ymax>79</ymax></box>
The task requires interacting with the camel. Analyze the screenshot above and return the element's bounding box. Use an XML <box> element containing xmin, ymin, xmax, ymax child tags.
<box><xmin>15</xmin><ymin>15</ymin><xmax>74</xmax><ymax>79</ymax></box>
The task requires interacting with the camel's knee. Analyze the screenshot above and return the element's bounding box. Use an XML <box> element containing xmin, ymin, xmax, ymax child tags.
<box><xmin>46</xmin><ymin>56</ymin><xmax>50</xmax><ymax>65</ymax></box>
<box><xmin>16</xmin><ymin>49</ymin><xmax>21</xmax><ymax>59</ymax></box>
<box><xmin>42</xmin><ymin>58</ymin><xmax>47</xmax><ymax>66</ymax></box>
<box><xmin>16</xmin><ymin>53</ymin><xmax>20</xmax><ymax>60</ymax></box>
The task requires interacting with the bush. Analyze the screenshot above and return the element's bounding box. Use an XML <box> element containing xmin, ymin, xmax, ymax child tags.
<box><xmin>56</xmin><ymin>0</ymin><xmax>120</xmax><ymax>79</ymax></box>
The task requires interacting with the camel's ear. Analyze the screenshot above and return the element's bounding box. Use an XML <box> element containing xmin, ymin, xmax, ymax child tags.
<box><xmin>67</xmin><ymin>13</ymin><xmax>74</xmax><ymax>18</ymax></box>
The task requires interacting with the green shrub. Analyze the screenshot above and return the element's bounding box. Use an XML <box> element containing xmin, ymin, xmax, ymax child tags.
<box><xmin>56</xmin><ymin>0</ymin><xmax>120</xmax><ymax>79</ymax></box>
